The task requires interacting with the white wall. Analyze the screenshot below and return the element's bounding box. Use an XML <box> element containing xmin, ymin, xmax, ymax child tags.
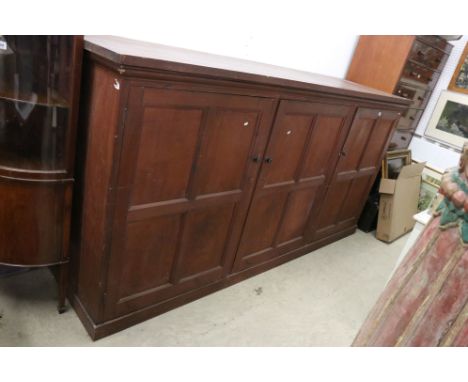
<box><xmin>410</xmin><ymin>36</ymin><xmax>468</xmax><ymax>171</ymax></box>
<box><xmin>117</xmin><ymin>33</ymin><xmax>358</xmax><ymax>79</ymax></box>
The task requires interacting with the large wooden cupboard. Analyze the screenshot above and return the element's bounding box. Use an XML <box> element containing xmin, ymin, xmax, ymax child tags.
<box><xmin>72</xmin><ymin>36</ymin><xmax>409</xmax><ymax>339</ymax></box>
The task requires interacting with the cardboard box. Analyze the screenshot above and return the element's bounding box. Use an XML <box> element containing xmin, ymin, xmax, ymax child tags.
<box><xmin>376</xmin><ymin>162</ymin><xmax>426</xmax><ymax>243</ymax></box>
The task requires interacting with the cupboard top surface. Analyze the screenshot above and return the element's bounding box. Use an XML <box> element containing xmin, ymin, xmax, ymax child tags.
<box><xmin>84</xmin><ymin>35</ymin><xmax>409</xmax><ymax>106</ymax></box>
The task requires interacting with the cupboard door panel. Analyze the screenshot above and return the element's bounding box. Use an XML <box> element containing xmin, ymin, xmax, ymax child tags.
<box><xmin>233</xmin><ymin>100</ymin><xmax>353</xmax><ymax>271</ymax></box>
<box><xmin>311</xmin><ymin>181</ymin><xmax>349</xmax><ymax>233</ymax></box>
<box><xmin>301</xmin><ymin>115</ymin><xmax>347</xmax><ymax>179</ymax></box>
<box><xmin>106</xmin><ymin>86</ymin><xmax>276</xmax><ymax>318</ymax></box>
<box><xmin>237</xmin><ymin>192</ymin><xmax>289</xmax><ymax>259</ymax></box>
<box><xmin>176</xmin><ymin>203</ymin><xmax>235</xmax><ymax>280</ymax></box>
<box><xmin>130</xmin><ymin>107</ymin><xmax>203</xmax><ymax>205</ymax></box>
<box><xmin>193</xmin><ymin>110</ymin><xmax>259</xmax><ymax>196</ymax></box>
<box><xmin>335</xmin><ymin>118</ymin><xmax>374</xmax><ymax>174</ymax></box>
<box><xmin>263</xmin><ymin>114</ymin><xmax>311</xmax><ymax>186</ymax></box>
<box><xmin>359</xmin><ymin>118</ymin><xmax>395</xmax><ymax>169</ymax></box>
<box><xmin>0</xmin><ymin>178</ymin><xmax>66</xmax><ymax>266</ymax></box>
<box><xmin>118</xmin><ymin>214</ymin><xmax>182</xmax><ymax>299</ymax></box>
<box><xmin>337</xmin><ymin>177</ymin><xmax>373</xmax><ymax>222</ymax></box>
<box><xmin>276</xmin><ymin>187</ymin><xmax>319</xmax><ymax>244</ymax></box>
<box><xmin>312</xmin><ymin>108</ymin><xmax>400</xmax><ymax>239</ymax></box>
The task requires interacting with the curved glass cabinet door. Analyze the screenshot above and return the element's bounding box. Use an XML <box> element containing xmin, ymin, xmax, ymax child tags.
<box><xmin>0</xmin><ymin>36</ymin><xmax>74</xmax><ymax>172</ymax></box>
<box><xmin>0</xmin><ymin>36</ymin><xmax>82</xmax><ymax>312</ymax></box>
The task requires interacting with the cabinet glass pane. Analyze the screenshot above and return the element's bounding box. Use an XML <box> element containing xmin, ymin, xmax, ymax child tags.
<box><xmin>0</xmin><ymin>35</ymin><xmax>73</xmax><ymax>171</ymax></box>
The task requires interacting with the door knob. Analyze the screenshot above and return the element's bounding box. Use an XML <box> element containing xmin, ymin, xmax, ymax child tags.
<box><xmin>264</xmin><ymin>157</ymin><xmax>273</xmax><ymax>164</ymax></box>
<box><xmin>252</xmin><ymin>156</ymin><xmax>261</xmax><ymax>163</ymax></box>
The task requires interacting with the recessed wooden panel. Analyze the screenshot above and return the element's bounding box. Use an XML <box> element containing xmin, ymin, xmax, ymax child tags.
<box><xmin>338</xmin><ymin>177</ymin><xmax>372</xmax><ymax>222</ymax></box>
<box><xmin>359</xmin><ymin>118</ymin><xmax>394</xmax><ymax>170</ymax></box>
<box><xmin>118</xmin><ymin>214</ymin><xmax>181</xmax><ymax>299</ymax></box>
<box><xmin>177</xmin><ymin>203</ymin><xmax>235</xmax><ymax>279</ymax></box>
<box><xmin>263</xmin><ymin>114</ymin><xmax>311</xmax><ymax>185</ymax></box>
<box><xmin>301</xmin><ymin>115</ymin><xmax>345</xmax><ymax>179</ymax></box>
<box><xmin>336</xmin><ymin>118</ymin><xmax>374</xmax><ymax>173</ymax></box>
<box><xmin>238</xmin><ymin>192</ymin><xmax>288</xmax><ymax>257</ymax></box>
<box><xmin>194</xmin><ymin>110</ymin><xmax>258</xmax><ymax>196</ymax></box>
<box><xmin>0</xmin><ymin>179</ymin><xmax>64</xmax><ymax>265</ymax></box>
<box><xmin>131</xmin><ymin>107</ymin><xmax>204</xmax><ymax>205</ymax></box>
<box><xmin>315</xmin><ymin>181</ymin><xmax>351</xmax><ymax>231</ymax></box>
<box><xmin>277</xmin><ymin>187</ymin><xmax>319</xmax><ymax>244</ymax></box>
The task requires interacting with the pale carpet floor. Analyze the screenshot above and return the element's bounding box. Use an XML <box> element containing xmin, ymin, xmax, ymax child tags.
<box><xmin>0</xmin><ymin>230</ymin><xmax>406</xmax><ymax>346</ymax></box>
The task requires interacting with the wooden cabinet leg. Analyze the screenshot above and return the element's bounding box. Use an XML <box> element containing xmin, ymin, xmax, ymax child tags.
<box><xmin>57</xmin><ymin>262</ymin><xmax>69</xmax><ymax>314</ymax></box>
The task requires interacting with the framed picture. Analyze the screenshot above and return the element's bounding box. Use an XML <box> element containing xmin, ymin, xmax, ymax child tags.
<box><xmin>424</xmin><ymin>90</ymin><xmax>468</xmax><ymax>149</ymax></box>
<box><xmin>449</xmin><ymin>42</ymin><xmax>468</xmax><ymax>94</ymax></box>
<box><xmin>417</xmin><ymin>164</ymin><xmax>443</xmax><ymax>212</ymax></box>
<box><xmin>382</xmin><ymin>149</ymin><xmax>412</xmax><ymax>179</ymax></box>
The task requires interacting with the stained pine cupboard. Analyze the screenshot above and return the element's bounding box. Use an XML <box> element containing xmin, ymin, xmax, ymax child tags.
<box><xmin>72</xmin><ymin>36</ymin><xmax>409</xmax><ymax>339</ymax></box>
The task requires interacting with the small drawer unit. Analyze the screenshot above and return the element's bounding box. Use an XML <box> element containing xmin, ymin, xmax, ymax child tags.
<box><xmin>397</xmin><ymin>107</ymin><xmax>424</xmax><ymax>130</ymax></box>
<box><xmin>408</xmin><ymin>40</ymin><xmax>447</xmax><ymax>71</ymax></box>
<box><xmin>401</xmin><ymin>60</ymin><xmax>440</xmax><ymax>89</ymax></box>
<box><xmin>418</xmin><ymin>35</ymin><xmax>451</xmax><ymax>53</ymax></box>
<box><xmin>388</xmin><ymin>129</ymin><xmax>414</xmax><ymax>150</ymax></box>
<box><xmin>394</xmin><ymin>82</ymin><xmax>431</xmax><ymax>109</ymax></box>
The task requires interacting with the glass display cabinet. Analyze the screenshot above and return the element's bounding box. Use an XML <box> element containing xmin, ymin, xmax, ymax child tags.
<box><xmin>0</xmin><ymin>36</ymin><xmax>83</xmax><ymax>312</ymax></box>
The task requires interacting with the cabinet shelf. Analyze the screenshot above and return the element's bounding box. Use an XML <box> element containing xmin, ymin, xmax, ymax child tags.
<box><xmin>0</xmin><ymin>87</ymin><xmax>69</xmax><ymax>171</ymax></box>
<box><xmin>0</xmin><ymin>35</ymin><xmax>74</xmax><ymax>110</ymax></box>
<box><xmin>0</xmin><ymin>90</ymin><xmax>69</xmax><ymax>109</ymax></box>
<box><xmin>0</xmin><ymin>149</ymin><xmax>64</xmax><ymax>173</ymax></box>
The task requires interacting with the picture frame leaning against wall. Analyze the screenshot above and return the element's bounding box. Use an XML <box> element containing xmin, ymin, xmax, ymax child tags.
<box><xmin>424</xmin><ymin>90</ymin><xmax>468</xmax><ymax>149</ymax></box>
<box><xmin>449</xmin><ymin>42</ymin><xmax>468</xmax><ymax>94</ymax></box>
